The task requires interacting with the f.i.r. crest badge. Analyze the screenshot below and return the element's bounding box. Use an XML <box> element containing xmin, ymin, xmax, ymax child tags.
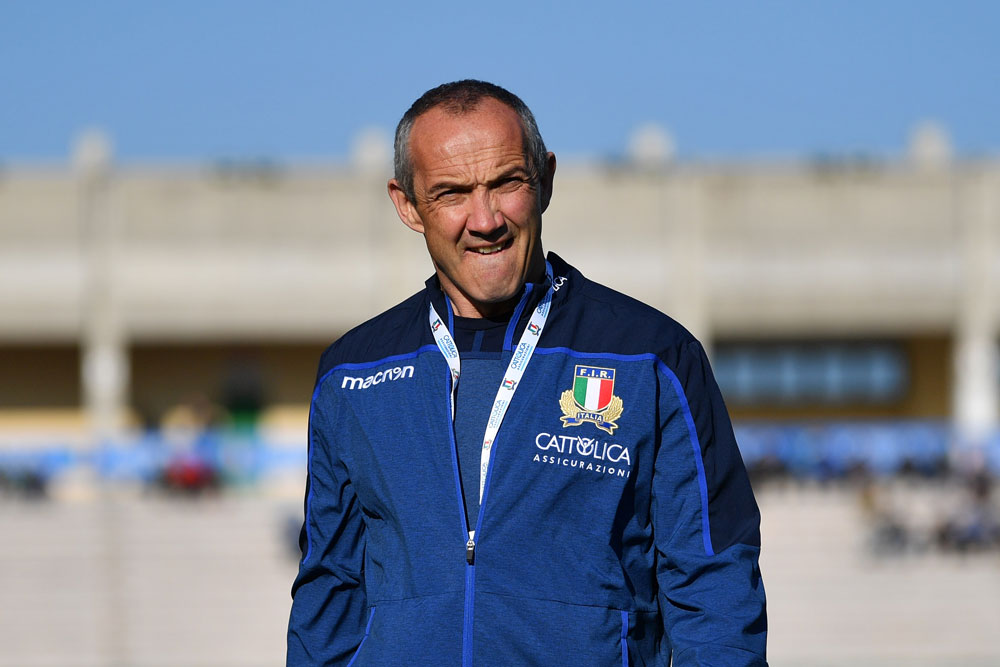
<box><xmin>560</xmin><ymin>365</ymin><xmax>624</xmax><ymax>435</ymax></box>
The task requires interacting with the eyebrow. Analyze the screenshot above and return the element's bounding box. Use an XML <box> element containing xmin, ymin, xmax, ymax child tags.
<box><xmin>487</xmin><ymin>166</ymin><xmax>531</xmax><ymax>186</ymax></box>
<box><xmin>425</xmin><ymin>180</ymin><xmax>472</xmax><ymax>197</ymax></box>
<box><xmin>425</xmin><ymin>166</ymin><xmax>532</xmax><ymax>198</ymax></box>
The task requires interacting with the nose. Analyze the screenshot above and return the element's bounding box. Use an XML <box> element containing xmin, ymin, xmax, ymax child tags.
<box><xmin>466</xmin><ymin>187</ymin><xmax>506</xmax><ymax>238</ymax></box>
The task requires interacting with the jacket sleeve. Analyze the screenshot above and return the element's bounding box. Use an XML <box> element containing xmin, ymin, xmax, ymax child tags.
<box><xmin>653</xmin><ymin>340</ymin><xmax>767</xmax><ymax>666</ymax></box>
<box><xmin>287</xmin><ymin>385</ymin><xmax>369</xmax><ymax>666</ymax></box>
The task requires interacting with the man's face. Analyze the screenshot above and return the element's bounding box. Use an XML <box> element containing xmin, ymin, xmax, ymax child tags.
<box><xmin>388</xmin><ymin>98</ymin><xmax>555</xmax><ymax>318</ymax></box>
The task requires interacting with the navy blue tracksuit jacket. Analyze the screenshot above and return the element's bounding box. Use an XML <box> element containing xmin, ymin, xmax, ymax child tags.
<box><xmin>288</xmin><ymin>253</ymin><xmax>767</xmax><ymax>666</ymax></box>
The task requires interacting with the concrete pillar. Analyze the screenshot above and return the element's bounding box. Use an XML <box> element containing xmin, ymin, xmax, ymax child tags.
<box><xmin>662</xmin><ymin>172</ymin><xmax>712</xmax><ymax>352</ymax></box>
<box><xmin>953</xmin><ymin>169</ymin><xmax>999</xmax><ymax>447</ymax></box>
<box><xmin>75</xmin><ymin>130</ymin><xmax>129</xmax><ymax>443</ymax></box>
<box><xmin>351</xmin><ymin>126</ymin><xmax>400</xmax><ymax>307</ymax></box>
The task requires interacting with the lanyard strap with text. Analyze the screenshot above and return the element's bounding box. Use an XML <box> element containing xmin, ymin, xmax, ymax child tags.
<box><xmin>429</xmin><ymin>262</ymin><xmax>554</xmax><ymax>505</ymax></box>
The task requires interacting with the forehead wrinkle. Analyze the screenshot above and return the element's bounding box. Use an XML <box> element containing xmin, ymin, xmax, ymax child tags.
<box><xmin>429</xmin><ymin>145</ymin><xmax>524</xmax><ymax>178</ymax></box>
<box><xmin>417</xmin><ymin>140</ymin><xmax>527</xmax><ymax>192</ymax></box>
<box><xmin>409</xmin><ymin>100</ymin><xmax>529</xmax><ymax>190</ymax></box>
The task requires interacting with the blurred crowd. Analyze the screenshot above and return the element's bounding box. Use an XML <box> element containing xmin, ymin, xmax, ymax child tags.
<box><xmin>736</xmin><ymin>423</ymin><xmax>1000</xmax><ymax>556</ymax></box>
<box><xmin>858</xmin><ymin>470</ymin><xmax>1000</xmax><ymax>556</ymax></box>
<box><xmin>2</xmin><ymin>417</ymin><xmax>999</xmax><ymax>557</ymax></box>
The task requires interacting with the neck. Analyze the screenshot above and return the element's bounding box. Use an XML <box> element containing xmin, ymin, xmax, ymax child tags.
<box><xmin>442</xmin><ymin>258</ymin><xmax>546</xmax><ymax>319</ymax></box>
<box><xmin>448</xmin><ymin>291</ymin><xmax>521</xmax><ymax>319</ymax></box>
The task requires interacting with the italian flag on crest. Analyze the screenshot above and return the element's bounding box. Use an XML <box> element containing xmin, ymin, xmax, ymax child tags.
<box><xmin>573</xmin><ymin>366</ymin><xmax>615</xmax><ymax>412</ymax></box>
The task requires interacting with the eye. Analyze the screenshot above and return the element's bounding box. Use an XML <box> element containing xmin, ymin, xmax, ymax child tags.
<box><xmin>497</xmin><ymin>177</ymin><xmax>524</xmax><ymax>190</ymax></box>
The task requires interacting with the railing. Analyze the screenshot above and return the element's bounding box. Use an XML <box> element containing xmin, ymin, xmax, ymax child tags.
<box><xmin>733</xmin><ymin>421</ymin><xmax>999</xmax><ymax>479</ymax></box>
<box><xmin>1</xmin><ymin>421</ymin><xmax>998</xmax><ymax>490</ymax></box>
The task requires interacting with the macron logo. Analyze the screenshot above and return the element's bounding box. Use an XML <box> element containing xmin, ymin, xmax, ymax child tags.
<box><xmin>341</xmin><ymin>365</ymin><xmax>415</xmax><ymax>390</ymax></box>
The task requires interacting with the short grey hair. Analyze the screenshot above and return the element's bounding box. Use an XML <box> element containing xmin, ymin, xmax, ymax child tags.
<box><xmin>393</xmin><ymin>80</ymin><xmax>549</xmax><ymax>203</ymax></box>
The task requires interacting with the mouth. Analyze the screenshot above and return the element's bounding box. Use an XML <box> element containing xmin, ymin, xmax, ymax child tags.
<box><xmin>468</xmin><ymin>239</ymin><xmax>513</xmax><ymax>256</ymax></box>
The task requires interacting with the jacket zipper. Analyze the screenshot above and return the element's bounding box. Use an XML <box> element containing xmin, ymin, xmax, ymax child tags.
<box><xmin>444</xmin><ymin>367</ymin><xmax>476</xmax><ymax>667</ymax></box>
<box><xmin>459</xmin><ymin>371</ymin><xmax>507</xmax><ymax>667</ymax></box>
<box><xmin>463</xmin><ymin>555</ymin><xmax>476</xmax><ymax>667</ymax></box>
<box><xmin>448</xmin><ymin>368</ymin><xmax>503</xmax><ymax>667</ymax></box>
<box><xmin>446</xmin><ymin>286</ymin><xmax>534</xmax><ymax>667</ymax></box>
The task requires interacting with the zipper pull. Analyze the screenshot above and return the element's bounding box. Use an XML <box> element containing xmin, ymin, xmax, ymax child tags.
<box><xmin>466</xmin><ymin>535</ymin><xmax>476</xmax><ymax>565</ymax></box>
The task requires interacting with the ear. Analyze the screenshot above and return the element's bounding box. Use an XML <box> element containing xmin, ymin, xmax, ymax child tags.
<box><xmin>539</xmin><ymin>152</ymin><xmax>557</xmax><ymax>213</ymax></box>
<box><xmin>388</xmin><ymin>178</ymin><xmax>425</xmax><ymax>233</ymax></box>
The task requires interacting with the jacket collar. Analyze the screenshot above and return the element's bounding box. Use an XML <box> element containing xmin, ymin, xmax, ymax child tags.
<box><xmin>422</xmin><ymin>254</ymin><xmax>564</xmax><ymax>351</ymax></box>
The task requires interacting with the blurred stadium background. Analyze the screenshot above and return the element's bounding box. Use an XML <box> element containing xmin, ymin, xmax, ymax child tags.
<box><xmin>3</xmin><ymin>3</ymin><xmax>1000</xmax><ymax>664</ymax></box>
<box><xmin>1</xmin><ymin>125</ymin><xmax>997</xmax><ymax>666</ymax></box>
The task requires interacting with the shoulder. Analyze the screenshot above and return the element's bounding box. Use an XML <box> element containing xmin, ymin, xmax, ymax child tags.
<box><xmin>315</xmin><ymin>288</ymin><xmax>429</xmax><ymax>384</ymax></box>
<box><xmin>551</xmin><ymin>256</ymin><xmax>699</xmax><ymax>364</ymax></box>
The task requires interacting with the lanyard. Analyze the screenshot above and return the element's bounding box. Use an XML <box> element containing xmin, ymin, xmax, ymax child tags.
<box><xmin>429</xmin><ymin>263</ymin><xmax>554</xmax><ymax>510</ymax></box>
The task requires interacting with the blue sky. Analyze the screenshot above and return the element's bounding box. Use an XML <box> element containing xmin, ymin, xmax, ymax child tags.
<box><xmin>2</xmin><ymin>1</ymin><xmax>997</xmax><ymax>162</ymax></box>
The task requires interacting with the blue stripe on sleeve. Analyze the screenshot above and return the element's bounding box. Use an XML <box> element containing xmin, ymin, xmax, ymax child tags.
<box><xmin>620</xmin><ymin>610</ymin><xmax>629</xmax><ymax>667</ymax></box>
<box><xmin>657</xmin><ymin>360</ymin><xmax>715</xmax><ymax>557</ymax></box>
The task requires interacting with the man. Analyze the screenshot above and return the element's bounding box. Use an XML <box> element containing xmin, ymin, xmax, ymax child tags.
<box><xmin>287</xmin><ymin>80</ymin><xmax>767</xmax><ymax>666</ymax></box>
